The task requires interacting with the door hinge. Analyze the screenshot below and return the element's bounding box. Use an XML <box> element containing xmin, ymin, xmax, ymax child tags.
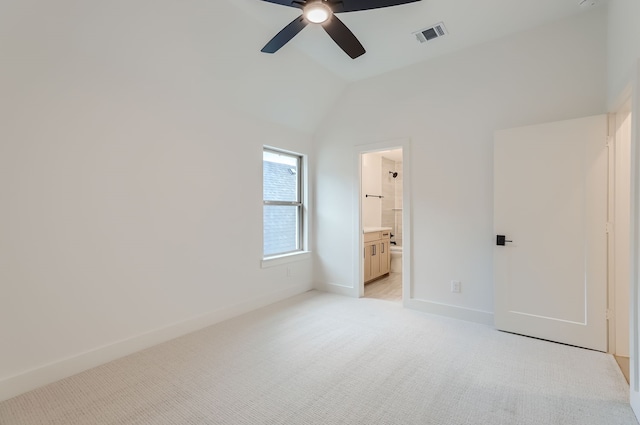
<box><xmin>606</xmin><ymin>309</ymin><xmax>613</xmax><ymax>320</ymax></box>
<box><xmin>606</xmin><ymin>135</ymin><xmax>613</xmax><ymax>147</ymax></box>
<box><xmin>606</xmin><ymin>222</ymin><xmax>614</xmax><ymax>234</ymax></box>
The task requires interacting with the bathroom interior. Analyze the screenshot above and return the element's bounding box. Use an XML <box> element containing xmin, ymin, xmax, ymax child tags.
<box><xmin>362</xmin><ymin>149</ymin><xmax>403</xmax><ymax>302</ymax></box>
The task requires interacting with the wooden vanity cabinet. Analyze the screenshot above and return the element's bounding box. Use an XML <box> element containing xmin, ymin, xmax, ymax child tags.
<box><xmin>364</xmin><ymin>230</ymin><xmax>391</xmax><ymax>283</ymax></box>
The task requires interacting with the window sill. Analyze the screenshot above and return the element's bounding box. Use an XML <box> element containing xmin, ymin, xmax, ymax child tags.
<box><xmin>261</xmin><ymin>251</ymin><xmax>311</xmax><ymax>269</ymax></box>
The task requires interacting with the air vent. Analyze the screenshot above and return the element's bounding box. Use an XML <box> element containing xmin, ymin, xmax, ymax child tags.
<box><xmin>413</xmin><ymin>22</ymin><xmax>448</xmax><ymax>44</ymax></box>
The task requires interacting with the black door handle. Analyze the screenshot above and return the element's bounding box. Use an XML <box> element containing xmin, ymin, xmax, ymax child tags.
<box><xmin>496</xmin><ymin>235</ymin><xmax>513</xmax><ymax>246</ymax></box>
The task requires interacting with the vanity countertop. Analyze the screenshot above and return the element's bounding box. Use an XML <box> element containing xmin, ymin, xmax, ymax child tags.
<box><xmin>363</xmin><ymin>227</ymin><xmax>393</xmax><ymax>233</ymax></box>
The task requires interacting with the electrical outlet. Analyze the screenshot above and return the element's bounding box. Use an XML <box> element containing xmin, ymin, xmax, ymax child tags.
<box><xmin>451</xmin><ymin>280</ymin><xmax>461</xmax><ymax>293</ymax></box>
<box><xmin>286</xmin><ymin>267</ymin><xmax>292</xmax><ymax>277</ymax></box>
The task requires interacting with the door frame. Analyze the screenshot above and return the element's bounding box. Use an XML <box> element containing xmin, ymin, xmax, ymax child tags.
<box><xmin>354</xmin><ymin>139</ymin><xmax>412</xmax><ymax>302</ymax></box>
<box><xmin>608</xmin><ymin>101</ymin><xmax>632</xmax><ymax>358</ymax></box>
<box><xmin>628</xmin><ymin>61</ymin><xmax>640</xmax><ymax>418</ymax></box>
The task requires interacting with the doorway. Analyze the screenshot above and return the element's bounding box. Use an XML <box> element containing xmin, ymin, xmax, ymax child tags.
<box><xmin>610</xmin><ymin>101</ymin><xmax>632</xmax><ymax>382</ymax></box>
<box><xmin>361</xmin><ymin>149</ymin><xmax>403</xmax><ymax>302</ymax></box>
<box><xmin>356</xmin><ymin>139</ymin><xmax>411</xmax><ymax>303</ymax></box>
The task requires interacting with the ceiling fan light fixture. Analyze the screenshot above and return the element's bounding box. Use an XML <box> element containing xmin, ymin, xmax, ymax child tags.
<box><xmin>260</xmin><ymin>0</ymin><xmax>422</xmax><ymax>59</ymax></box>
<box><xmin>304</xmin><ymin>3</ymin><xmax>331</xmax><ymax>24</ymax></box>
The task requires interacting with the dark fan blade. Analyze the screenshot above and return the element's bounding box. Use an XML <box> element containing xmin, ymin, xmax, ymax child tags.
<box><xmin>331</xmin><ymin>0</ymin><xmax>421</xmax><ymax>13</ymax></box>
<box><xmin>322</xmin><ymin>15</ymin><xmax>365</xmax><ymax>59</ymax></box>
<box><xmin>261</xmin><ymin>15</ymin><xmax>308</xmax><ymax>54</ymax></box>
<box><xmin>260</xmin><ymin>0</ymin><xmax>304</xmax><ymax>9</ymax></box>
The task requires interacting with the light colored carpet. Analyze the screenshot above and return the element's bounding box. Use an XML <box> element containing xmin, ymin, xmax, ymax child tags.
<box><xmin>0</xmin><ymin>290</ymin><xmax>637</xmax><ymax>425</ymax></box>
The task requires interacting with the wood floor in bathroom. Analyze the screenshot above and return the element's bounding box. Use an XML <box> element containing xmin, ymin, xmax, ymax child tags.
<box><xmin>364</xmin><ymin>272</ymin><xmax>402</xmax><ymax>302</ymax></box>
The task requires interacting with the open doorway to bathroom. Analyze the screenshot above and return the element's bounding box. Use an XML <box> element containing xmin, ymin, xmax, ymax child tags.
<box><xmin>361</xmin><ymin>148</ymin><xmax>403</xmax><ymax>302</ymax></box>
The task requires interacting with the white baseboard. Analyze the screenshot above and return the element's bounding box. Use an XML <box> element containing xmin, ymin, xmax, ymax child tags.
<box><xmin>404</xmin><ymin>298</ymin><xmax>494</xmax><ymax>326</ymax></box>
<box><xmin>314</xmin><ymin>282</ymin><xmax>493</xmax><ymax>326</ymax></box>
<box><xmin>315</xmin><ymin>281</ymin><xmax>357</xmax><ymax>297</ymax></box>
<box><xmin>0</xmin><ymin>283</ymin><xmax>312</xmax><ymax>403</ymax></box>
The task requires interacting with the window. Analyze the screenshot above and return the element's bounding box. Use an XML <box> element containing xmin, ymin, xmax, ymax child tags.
<box><xmin>263</xmin><ymin>148</ymin><xmax>304</xmax><ymax>258</ymax></box>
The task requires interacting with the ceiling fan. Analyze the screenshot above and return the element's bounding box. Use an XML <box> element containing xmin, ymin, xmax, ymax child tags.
<box><xmin>259</xmin><ymin>0</ymin><xmax>422</xmax><ymax>59</ymax></box>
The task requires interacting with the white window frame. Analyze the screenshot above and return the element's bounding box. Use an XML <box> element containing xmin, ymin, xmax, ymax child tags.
<box><xmin>262</xmin><ymin>146</ymin><xmax>310</xmax><ymax>267</ymax></box>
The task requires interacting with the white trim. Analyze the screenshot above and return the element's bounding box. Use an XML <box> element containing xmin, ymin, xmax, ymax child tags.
<box><xmin>404</xmin><ymin>298</ymin><xmax>494</xmax><ymax>326</ymax></box>
<box><xmin>315</xmin><ymin>282</ymin><xmax>357</xmax><ymax>297</ymax></box>
<box><xmin>355</xmin><ymin>139</ymin><xmax>412</xmax><ymax>301</ymax></box>
<box><xmin>0</xmin><ymin>284</ymin><xmax>312</xmax><ymax>403</ymax></box>
<box><xmin>262</xmin><ymin>146</ymin><xmax>309</xmax><ymax>259</ymax></box>
<box><xmin>261</xmin><ymin>251</ymin><xmax>311</xmax><ymax>268</ymax></box>
<box><xmin>629</xmin><ymin>60</ymin><xmax>640</xmax><ymax>419</ymax></box>
<box><xmin>608</xmin><ymin>112</ymin><xmax>617</xmax><ymax>354</ymax></box>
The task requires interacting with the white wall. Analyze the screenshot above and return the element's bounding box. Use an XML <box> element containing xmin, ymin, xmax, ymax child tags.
<box><xmin>607</xmin><ymin>0</ymin><xmax>640</xmax><ymax>108</ymax></box>
<box><xmin>362</xmin><ymin>153</ymin><xmax>382</xmax><ymax>228</ymax></box>
<box><xmin>0</xmin><ymin>0</ymin><xmax>345</xmax><ymax>401</ymax></box>
<box><xmin>313</xmin><ymin>9</ymin><xmax>607</xmax><ymax>320</ymax></box>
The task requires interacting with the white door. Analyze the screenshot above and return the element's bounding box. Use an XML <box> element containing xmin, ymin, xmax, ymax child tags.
<box><xmin>494</xmin><ymin>115</ymin><xmax>608</xmax><ymax>352</ymax></box>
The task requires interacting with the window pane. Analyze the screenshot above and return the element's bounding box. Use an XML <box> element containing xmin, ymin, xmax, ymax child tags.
<box><xmin>263</xmin><ymin>151</ymin><xmax>299</xmax><ymax>202</ymax></box>
<box><xmin>263</xmin><ymin>205</ymin><xmax>299</xmax><ymax>256</ymax></box>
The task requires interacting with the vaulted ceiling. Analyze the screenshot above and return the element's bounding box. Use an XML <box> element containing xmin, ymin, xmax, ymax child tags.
<box><xmin>231</xmin><ymin>0</ymin><xmax>606</xmax><ymax>81</ymax></box>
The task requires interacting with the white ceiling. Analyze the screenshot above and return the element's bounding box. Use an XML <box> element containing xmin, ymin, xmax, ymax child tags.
<box><xmin>231</xmin><ymin>0</ymin><xmax>606</xmax><ymax>81</ymax></box>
